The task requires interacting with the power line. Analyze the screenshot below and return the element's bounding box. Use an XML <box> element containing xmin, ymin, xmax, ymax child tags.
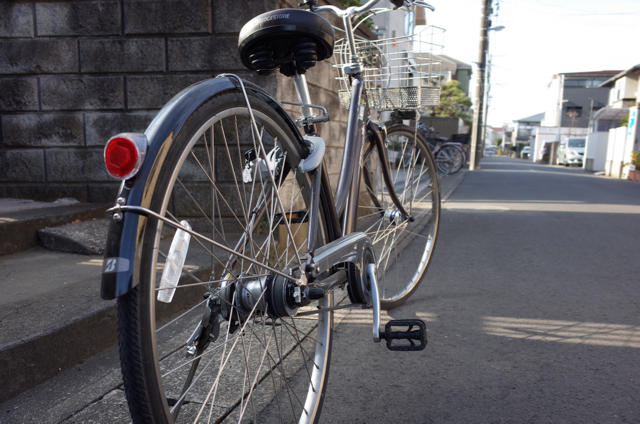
<box><xmin>528</xmin><ymin>0</ymin><xmax>639</xmax><ymax>14</ymax></box>
<box><xmin>501</xmin><ymin>0</ymin><xmax>640</xmax><ymax>16</ymax></box>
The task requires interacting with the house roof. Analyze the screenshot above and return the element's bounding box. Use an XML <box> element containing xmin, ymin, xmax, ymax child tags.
<box><xmin>592</xmin><ymin>106</ymin><xmax>630</xmax><ymax>121</ymax></box>
<box><xmin>599</xmin><ymin>64</ymin><xmax>640</xmax><ymax>88</ymax></box>
<box><xmin>515</xmin><ymin>112</ymin><xmax>544</xmax><ymax>123</ymax></box>
<box><xmin>440</xmin><ymin>55</ymin><xmax>473</xmax><ymax>71</ymax></box>
<box><xmin>561</xmin><ymin>70</ymin><xmax>622</xmax><ymax>77</ymax></box>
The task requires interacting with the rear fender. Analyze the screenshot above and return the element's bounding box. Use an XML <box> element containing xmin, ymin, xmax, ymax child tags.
<box><xmin>101</xmin><ymin>76</ymin><xmax>304</xmax><ymax>300</ymax></box>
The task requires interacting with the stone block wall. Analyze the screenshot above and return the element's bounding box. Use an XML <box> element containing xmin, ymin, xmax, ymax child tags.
<box><xmin>0</xmin><ymin>0</ymin><xmax>370</xmax><ymax>204</ymax></box>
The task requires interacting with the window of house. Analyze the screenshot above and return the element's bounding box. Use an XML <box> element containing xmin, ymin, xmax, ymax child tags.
<box><xmin>587</xmin><ymin>79</ymin><xmax>606</xmax><ymax>88</ymax></box>
<box><xmin>566</xmin><ymin>106</ymin><xmax>582</xmax><ymax>117</ymax></box>
<box><xmin>517</xmin><ymin>128</ymin><xmax>532</xmax><ymax>139</ymax></box>
<box><xmin>596</xmin><ymin>120</ymin><xmax>621</xmax><ymax>132</ymax></box>
<box><xmin>564</xmin><ymin>78</ymin><xmax>607</xmax><ymax>88</ymax></box>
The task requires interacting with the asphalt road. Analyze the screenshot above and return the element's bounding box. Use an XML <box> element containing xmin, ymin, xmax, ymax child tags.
<box><xmin>320</xmin><ymin>156</ymin><xmax>640</xmax><ymax>423</ymax></box>
<box><xmin>3</xmin><ymin>156</ymin><xmax>638</xmax><ymax>423</ymax></box>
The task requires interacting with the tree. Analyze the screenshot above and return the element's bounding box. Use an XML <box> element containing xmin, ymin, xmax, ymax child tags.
<box><xmin>432</xmin><ymin>80</ymin><xmax>472</xmax><ymax>127</ymax></box>
<box><xmin>620</xmin><ymin>111</ymin><xmax>629</xmax><ymax>127</ymax></box>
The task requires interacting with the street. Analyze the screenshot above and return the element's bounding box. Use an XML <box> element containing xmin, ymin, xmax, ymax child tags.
<box><xmin>321</xmin><ymin>156</ymin><xmax>640</xmax><ymax>423</ymax></box>
<box><xmin>2</xmin><ymin>156</ymin><xmax>639</xmax><ymax>423</ymax></box>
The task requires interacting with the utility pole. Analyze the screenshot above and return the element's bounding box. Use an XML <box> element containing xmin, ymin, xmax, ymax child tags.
<box><xmin>481</xmin><ymin>55</ymin><xmax>492</xmax><ymax>151</ymax></box>
<box><xmin>469</xmin><ymin>0</ymin><xmax>492</xmax><ymax>171</ymax></box>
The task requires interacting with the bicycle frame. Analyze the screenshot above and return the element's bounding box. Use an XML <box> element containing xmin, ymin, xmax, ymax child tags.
<box><xmin>101</xmin><ymin>0</ymin><xmax>427</xmax><ymax>342</ymax></box>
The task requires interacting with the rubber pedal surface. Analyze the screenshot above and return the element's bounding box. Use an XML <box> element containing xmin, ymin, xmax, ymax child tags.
<box><xmin>381</xmin><ymin>319</ymin><xmax>427</xmax><ymax>351</ymax></box>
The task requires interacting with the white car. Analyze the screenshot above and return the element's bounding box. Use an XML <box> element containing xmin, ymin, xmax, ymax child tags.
<box><xmin>557</xmin><ymin>138</ymin><xmax>585</xmax><ymax>166</ymax></box>
<box><xmin>520</xmin><ymin>146</ymin><xmax>530</xmax><ymax>159</ymax></box>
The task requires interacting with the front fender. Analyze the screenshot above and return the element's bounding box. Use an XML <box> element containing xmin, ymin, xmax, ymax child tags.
<box><xmin>101</xmin><ymin>76</ymin><xmax>303</xmax><ymax>300</ymax></box>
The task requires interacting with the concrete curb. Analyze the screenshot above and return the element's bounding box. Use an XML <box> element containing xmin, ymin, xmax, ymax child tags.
<box><xmin>440</xmin><ymin>167</ymin><xmax>469</xmax><ymax>203</ymax></box>
<box><xmin>0</xmin><ymin>203</ymin><xmax>110</xmax><ymax>256</ymax></box>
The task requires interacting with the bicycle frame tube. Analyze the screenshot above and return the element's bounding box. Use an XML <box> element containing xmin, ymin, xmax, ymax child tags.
<box><xmin>291</xmin><ymin>69</ymin><xmax>366</xmax><ymax>235</ymax></box>
<box><xmin>334</xmin><ymin>77</ymin><xmax>364</xmax><ymax>229</ymax></box>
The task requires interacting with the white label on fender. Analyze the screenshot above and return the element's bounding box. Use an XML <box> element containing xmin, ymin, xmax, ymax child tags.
<box><xmin>103</xmin><ymin>258</ymin><xmax>130</xmax><ymax>273</ymax></box>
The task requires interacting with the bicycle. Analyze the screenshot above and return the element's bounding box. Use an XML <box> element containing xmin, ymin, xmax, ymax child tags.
<box><xmin>418</xmin><ymin>123</ymin><xmax>466</xmax><ymax>174</ymax></box>
<box><xmin>385</xmin><ymin>114</ymin><xmax>465</xmax><ymax>175</ymax></box>
<box><xmin>100</xmin><ymin>1</ymin><xmax>440</xmax><ymax>422</ymax></box>
<box><xmin>417</xmin><ymin>122</ymin><xmax>467</xmax><ymax>173</ymax></box>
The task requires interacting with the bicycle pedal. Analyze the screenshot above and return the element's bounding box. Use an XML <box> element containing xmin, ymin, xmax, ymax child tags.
<box><xmin>379</xmin><ymin>319</ymin><xmax>427</xmax><ymax>351</ymax></box>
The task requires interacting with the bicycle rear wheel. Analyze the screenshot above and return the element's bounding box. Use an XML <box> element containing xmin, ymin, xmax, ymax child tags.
<box><xmin>436</xmin><ymin>144</ymin><xmax>464</xmax><ymax>174</ymax></box>
<box><xmin>358</xmin><ymin>123</ymin><xmax>440</xmax><ymax>309</ymax></box>
<box><xmin>117</xmin><ymin>89</ymin><xmax>333</xmax><ymax>423</ymax></box>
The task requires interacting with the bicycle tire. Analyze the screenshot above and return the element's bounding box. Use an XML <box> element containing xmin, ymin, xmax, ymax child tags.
<box><xmin>436</xmin><ymin>144</ymin><xmax>464</xmax><ymax>174</ymax></box>
<box><xmin>358</xmin><ymin>123</ymin><xmax>441</xmax><ymax>310</ymax></box>
<box><xmin>117</xmin><ymin>89</ymin><xmax>334</xmax><ymax>424</ymax></box>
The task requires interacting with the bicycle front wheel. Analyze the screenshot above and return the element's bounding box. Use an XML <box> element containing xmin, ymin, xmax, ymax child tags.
<box><xmin>117</xmin><ymin>89</ymin><xmax>333</xmax><ymax>423</ymax></box>
<box><xmin>358</xmin><ymin>124</ymin><xmax>441</xmax><ymax>309</ymax></box>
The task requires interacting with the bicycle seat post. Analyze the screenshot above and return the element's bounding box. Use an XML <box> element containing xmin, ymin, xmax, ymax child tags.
<box><xmin>293</xmin><ymin>72</ymin><xmax>314</xmax><ymax>119</ymax></box>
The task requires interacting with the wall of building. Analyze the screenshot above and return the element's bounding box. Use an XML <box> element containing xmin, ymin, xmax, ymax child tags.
<box><xmin>559</xmin><ymin>86</ymin><xmax>610</xmax><ymax>128</ymax></box>
<box><xmin>0</xmin><ymin>0</ymin><xmax>279</xmax><ymax>202</ymax></box>
<box><xmin>604</xmin><ymin>106</ymin><xmax>640</xmax><ymax>179</ymax></box>
<box><xmin>0</xmin><ymin>0</ymin><xmax>358</xmax><ymax>204</ymax></box>
<box><xmin>584</xmin><ymin>132</ymin><xmax>609</xmax><ymax>172</ymax></box>
<box><xmin>609</xmin><ymin>75</ymin><xmax>639</xmax><ymax>106</ymax></box>
<box><xmin>420</xmin><ymin>117</ymin><xmax>466</xmax><ymax>138</ymax></box>
<box><xmin>605</xmin><ymin>126</ymin><xmax>630</xmax><ymax>178</ymax></box>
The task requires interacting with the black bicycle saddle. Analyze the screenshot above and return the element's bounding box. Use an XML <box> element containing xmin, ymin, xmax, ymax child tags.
<box><xmin>238</xmin><ymin>8</ymin><xmax>335</xmax><ymax>77</ymax></box>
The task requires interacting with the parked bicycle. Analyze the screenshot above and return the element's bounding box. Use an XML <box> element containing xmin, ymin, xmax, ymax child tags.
<box><xmin>386</xmin><ymin>114</ymin><xmax>466</xmax><ymax>175</ymax></box>
<box><xmin>101</xmin><ymin>1</ymin><xmax>440</xmax><ymax>422</ymax></box>
<box><xmin>418</xmin><ymin>122</ymin><xmax>468</xmax><ymax>171</ymax></box>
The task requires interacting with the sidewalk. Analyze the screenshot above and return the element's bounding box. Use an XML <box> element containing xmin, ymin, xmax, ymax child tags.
<box><xmin>0</xmin><ymin>168</ymin><xmax>468</xmax><ymax>413</ymax></box>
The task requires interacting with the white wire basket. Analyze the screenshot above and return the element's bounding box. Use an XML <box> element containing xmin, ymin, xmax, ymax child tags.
<box><xmin>335</xmin><ymin>26</ymin><xmax>445</xmax><ymax>112</ymax></box>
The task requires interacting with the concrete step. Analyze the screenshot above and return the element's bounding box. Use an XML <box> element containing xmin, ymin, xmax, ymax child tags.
<box><xmin>38</xmin><ymin>218</ymin><xmax>110</xmax><ymax>255</ymax></box>
<box><xmin>0</xmin><ymin>198</ymin><xmax>110</xmax><ymax>257</ymax></box>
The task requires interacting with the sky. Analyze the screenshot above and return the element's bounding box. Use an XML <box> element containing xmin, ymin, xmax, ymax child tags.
<box><xmin>422</xmin><ymin>0</ymin><xmax>640</xmax><ymax>127</ymax></box>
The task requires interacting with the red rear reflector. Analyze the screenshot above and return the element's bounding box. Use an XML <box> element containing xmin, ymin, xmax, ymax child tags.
<box><xmin>104</xmin><ymin>133</ymin><xmax>147</xmax><ymax>180</ymax></box>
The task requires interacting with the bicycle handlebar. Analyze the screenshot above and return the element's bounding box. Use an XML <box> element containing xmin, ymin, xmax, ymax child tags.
<box><xmin>314</xmin><ymin>0</ymin><xmax>434</xmax><ymax>19</ymax></box>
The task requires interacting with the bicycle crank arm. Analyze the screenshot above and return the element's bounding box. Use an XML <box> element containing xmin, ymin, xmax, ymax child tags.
<box><xmin>367</xmin><ymin>263</ymin><xmax>382</xmax><ymax>343</ymax></box>
<box><xmin>367</xmin><ymin>258</ymin><xmax>428</xmax><ymax>351</ymax></box>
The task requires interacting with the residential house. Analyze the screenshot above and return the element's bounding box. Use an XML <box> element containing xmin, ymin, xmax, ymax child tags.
<box><xmin>484</xmin><ymin>126</ymin><xmax>506</xmax><ymax>147</ymax></box>
<box><xmin>584</xmin><ymin>64</ymin><xmax>640</xmax><ymax>177</ymax></box>
<box><xmin>541</xmin><ymin>71</ymin><xmax>620</xmax><ymax>129</ymax></box>
<box><xmin>438</xmin><ymin>55</ymin><xmax>473</xmax><ymax>97</ymax></box>
<box><xmin>534</xmin><ymin>71</ymin><xmax>619</xmax><ymax>162</ymax></box>
<box><xmin>512</xmin><ymin>112</ymin><xmax>543</xmax><ymax>148</ymax></box>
